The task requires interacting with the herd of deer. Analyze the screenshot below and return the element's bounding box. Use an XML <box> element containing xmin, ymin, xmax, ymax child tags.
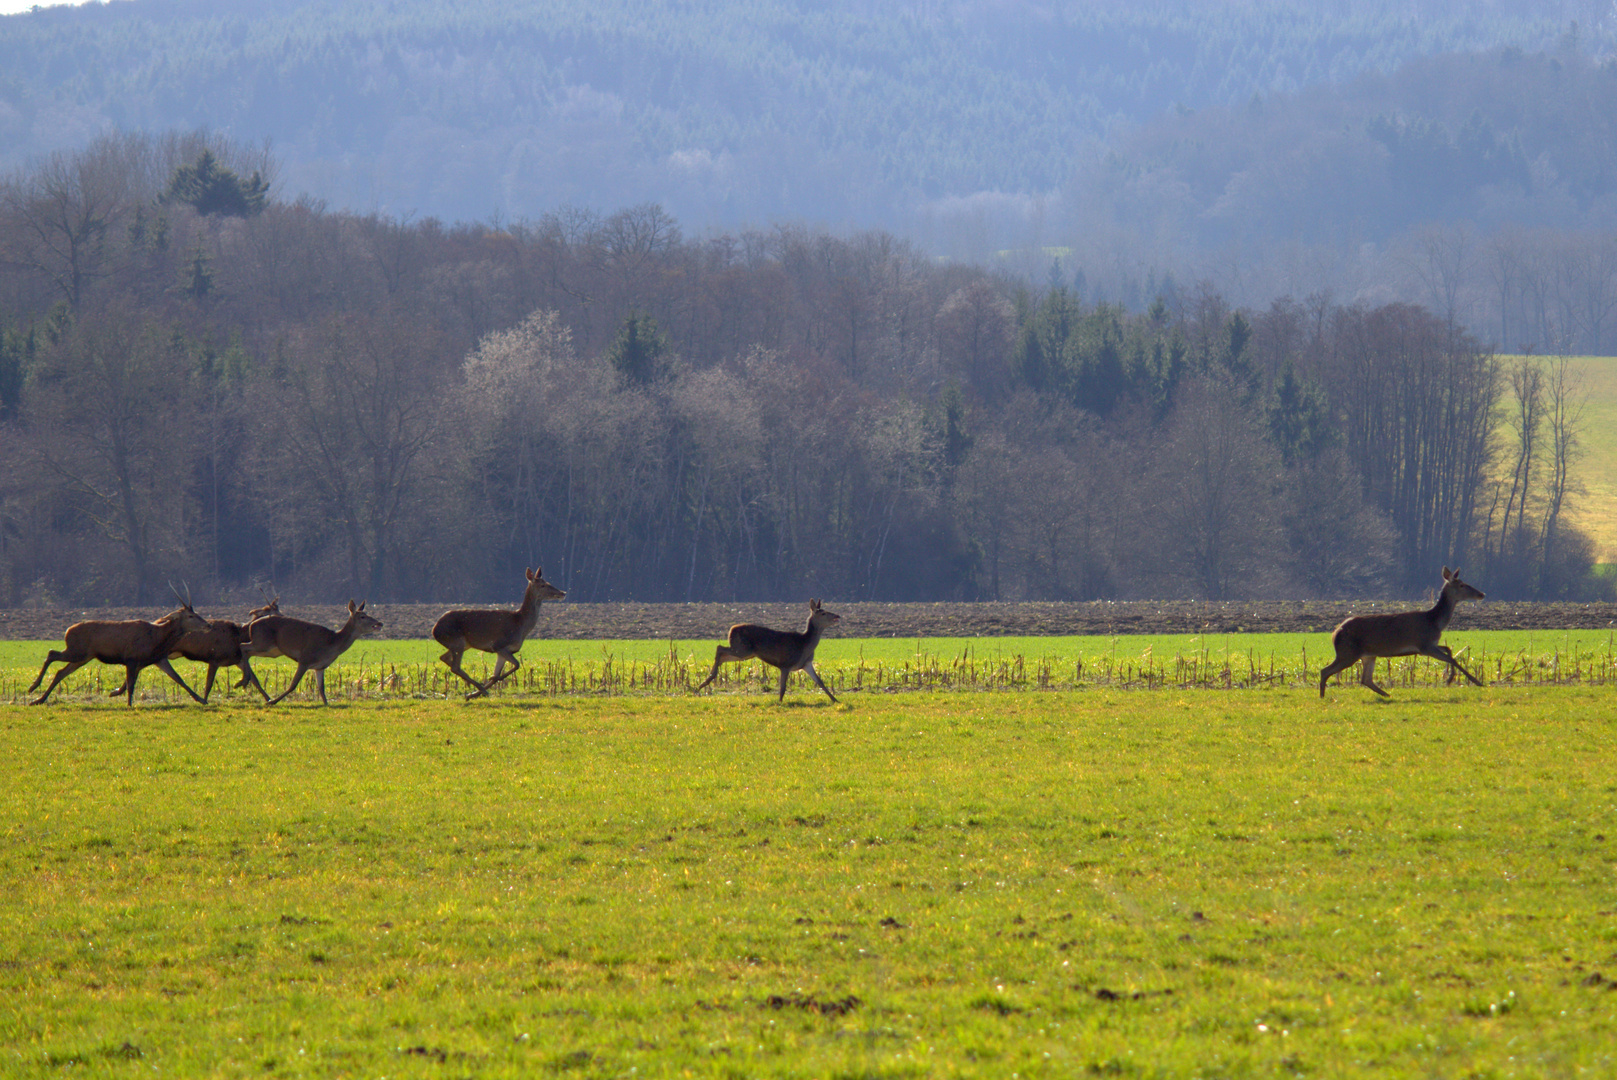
<box><xmin>24</xmin><ymin>566</ymin><xmax>1485</xmax><ymax>706</ymax></box>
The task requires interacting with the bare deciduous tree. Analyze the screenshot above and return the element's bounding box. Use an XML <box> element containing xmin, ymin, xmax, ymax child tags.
<box><xmin>22</xmin><ymin>309</ymin><xmax>202</xmax><ymax>602</ymax></box>
<box><xmin>1325</xmin><ymin>303</ymin><xmax>1499</xmax><ymax>589</ymax></box>
<box><xmin>253</xmin><ymin>309</ymin><xmax>450</xmax><ymax>599</ymax></box>
<box><xmin>1</xmin><ymin>133</ymin><xmax>157</xmax><ymax>307</ymax></box>
<box><xmin>1147</xmin><ymin>375</ymin><xmax>1288</xmax><ymax>599</ymax></box>
<box><xmin>936</xmin><ymin>280</ymin><xmax>1015</xmax><ymax>400</ymax></box>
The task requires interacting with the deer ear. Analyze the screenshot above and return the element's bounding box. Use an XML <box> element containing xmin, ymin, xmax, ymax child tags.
<box><xmin>528</xmin><ymin>567</ymin><xmax>537</xmax><ymax>581</ymax></box>
<box><xmin>348</xmin><ymin>600</ymin><xmax>357</xmax><ymax>613</ymax></box>
<box><xmin>1443</xmin><ymin>566</ymin><xmax>1453</xmax><ymax>580</ymax></box>
<box><xmin>810</xmin><ymin>598</ymin><xmax>821</xmax><ymax>609</ymax></box>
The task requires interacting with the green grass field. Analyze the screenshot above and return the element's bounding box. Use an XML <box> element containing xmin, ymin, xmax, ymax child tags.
<box><xmin>3</xmin><ymin>686</ymin><xmax>1614</xmax><ymax>1077</ymax></box>
<box><xmin>4</xmin><ymin>630</ymin><xmax>1615</xmax><ymax>704</ymax></box>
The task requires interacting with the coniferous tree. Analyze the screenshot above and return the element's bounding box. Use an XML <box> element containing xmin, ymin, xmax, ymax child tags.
<box><xmin>606</xmin><ymin>313</ymin><xmax>672</xmax><ymax>385</ymax></box>
<box><xmin>162</xmin><ymin>150</ymin><xmax>269</xmax><ymax>218</ymax></box>
<box><xmin>1265</xmin><ymin>360</ymin><xmax>1334</xmax><ymax>466</ymax></box>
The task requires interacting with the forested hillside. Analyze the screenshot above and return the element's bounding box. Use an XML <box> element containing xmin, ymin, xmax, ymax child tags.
<box><xmin>0</xmin><ymin>0</ymin><xmax>1594</xmax><ymax>237</ymax></box>
<box><xmin>0</xmin><ymin>134</ymin><xmax>1606</xmax><ymax>606</ymax></box>
<box><xmin>1069</xmin><ymin>41</ymin><xmax>1617</xmax><ymax>354</ymax></box>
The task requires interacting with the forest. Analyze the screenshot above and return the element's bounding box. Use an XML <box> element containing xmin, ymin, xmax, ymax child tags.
<box><xmin>5</xmin><ymin>1</ymin><xmax>1617</xmax><ymax>354</ymax></box>
<box><xmin>0</xmin><ymin>132</ymin><xmax>1606</xmax><ymax>607</ymax></box>
<box><xmin>1070</xmin><ymin>40</ymin><xmax>1617</xmax><ymax>351</ymax></box>
<box><xmin>0</xmin><ymin>0</ymin><xmax>1600</xmax><ymax>235</ymax></box>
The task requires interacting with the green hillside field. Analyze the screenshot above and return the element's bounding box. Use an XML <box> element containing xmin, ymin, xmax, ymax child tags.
<box><xmin>1562</xmin><ymin>355</ymin><xmax>1617</xmax><ymax>566</ymax></box>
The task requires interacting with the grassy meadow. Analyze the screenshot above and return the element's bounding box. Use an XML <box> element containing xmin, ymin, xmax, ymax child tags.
<box><xmin>3</xmin><ymin>685</ymin><xmax>1615</xmax><ymax>1078</ymax></box>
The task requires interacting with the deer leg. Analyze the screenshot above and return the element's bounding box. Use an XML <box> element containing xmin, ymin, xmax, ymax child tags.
<box><xmin>153</xmin><ymin>659</ymin><xmax>206</xmax><ymax>704</ymax></box>
<box><xmin>199</xmin><ymin>664</ymin><xmax>220</xmax><ymax>704</ymax></box>
<box><xmin>777</xmin><ymin>666</ymin><xmax>790</xmax><ymax>700</ymax></box>
<box><xmin>1318</xmin><ymin>651</ymin><xmax>1358</xmax><ymax>697</ymax></box>
<box><xmin>1423</xmin><ymin>645</ymin><xmax>1483</xmax><ymax>688</ymax></box>
<box><xmin>1358</xmin><ymin>657</ymin><xmax>1390</xmax><ymax>697</ymax></box>
<box><xmin>28</xmin><ymin>650</ymin><xmax>72</xmax><ymax>693</ymax></box>
<box><xmin>30</xmin><ymin>658</ymin><xmax>88</xmax><ymax>705</ymax></box>
<box><xmin>486</xmin><ymin>652</ymin><xmax>522</xmax><ymax>688</ymax></box>
<box><xmin>237</xmin><ymin>660</ymin><xmax>270</xmax><ymax>703</ymax></box>
<box><xmin>694</xmin><ymin>646</ymin><xmax>741</xmax><ymax>693</ymax></box>
<box><xmin>266</xmin><ymin>665</ymin><xmax>311</xmax><ymax>706</ymax></box>
<box><xmin>440</xmin><ymin>649</ymin><xmax>493</xmax><ymax>698</ymax></box>
<box><xmin>122</xmin><ymin>664</ymin><xmax>143</xmax><ymax>705</ymax></box>
<box><xmin>314</xmin><ymin>669</ymin><xmax>329</xmax><ymax>706</ymax></box>
<box><xmin>802</xmin><ymin>660</ymin><xmax>838</xmax><ymax>703</ymax></box>
<box><xmin>466</xmin><ymin>654</ymin><xmax>514</xmax><ymax>701</ymax></box>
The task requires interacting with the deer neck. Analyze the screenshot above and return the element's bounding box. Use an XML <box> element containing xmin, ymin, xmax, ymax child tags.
<box><xmin>332</xmin><ymin>615</ymin><xmax>368</xmax><ymax>650</ymax></box>
<box><xmin>801</xmin><ymin>615</ymin><xmax>827</xmax><ymax>649</ymax></box>
<box><xmin>155</xmin><ymin>614</ymin><xmax>192</xmax><ymax>652</ymax></box>
<box><xmin>514</xmin><ymin>589</ymin><xmax>545</xmax><ymax>636</ymax></box>
<box><xmin>1428</xmin><ymin>585</ymin><xmax>1460</xmax><ymax>631</ymax></box>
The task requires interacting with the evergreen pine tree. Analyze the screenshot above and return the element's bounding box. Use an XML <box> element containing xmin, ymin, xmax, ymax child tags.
<box><xmin>162</xmin><ymin>150</ymin><xmax>269</xmax><ymax>217</ymax></box>
<box><xmin>606</xmin><ymin>312</ymin><xmax>671</xmax><ymax>385</ymax></box>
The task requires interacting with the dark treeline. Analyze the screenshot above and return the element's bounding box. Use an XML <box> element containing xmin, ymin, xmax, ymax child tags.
<box><xmin>0</xmin><ymin>133</ymin><xmax>1606</xmax><ymax>607</ymax></box>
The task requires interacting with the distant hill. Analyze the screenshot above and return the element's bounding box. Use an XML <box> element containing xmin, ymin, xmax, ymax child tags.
<box><xmin>0</xmin><ymin>0</ymin><xmax>1590</xmax><ymax>234</ymax></box>
<box><xmin>1073</xmin><ymin>44</ymin><xmax>1617</xmax><ymax>252</ymax></box>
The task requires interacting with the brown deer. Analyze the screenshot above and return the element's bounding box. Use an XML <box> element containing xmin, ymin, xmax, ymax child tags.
<box><xmin>240</xmin><ymin>600</ymin><xmax>383</xmax><ymax>705</ymax></box>
<box><xmin>432</xmin><ymin>566</ymin><xmax>566</xmax><ymax>699</ymax></box>
<box><xmin>694</xmin><ymin>598</ymin><xmax>841</xmax><ymax>702</ymax></box>
<box><xmin>1319</xmin><ymin>566</ymin><xmax>1486</xmax><ymax>698</ymax></box>
<box><xmin>29</xmin><ymin>592</ymin><xmax>213</xmax><ymax>706</ymax></box>
<box><xmin>108</xmin><ymin>596</ymin><xmax>283</xmax><ymax>703</ymax></box>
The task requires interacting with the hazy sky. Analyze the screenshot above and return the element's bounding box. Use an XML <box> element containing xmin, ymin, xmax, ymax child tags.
<box><xmin>0</xmin><ymin>0</ymin><xmax>99</xmax><ymax>15</ymax></box>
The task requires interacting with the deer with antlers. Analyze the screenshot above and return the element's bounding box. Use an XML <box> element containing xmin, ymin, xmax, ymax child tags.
<box><xmin>240</xmin><ymin>600</ymin><xmax>383</xmax><ymax>705</ymax></box>
<box><xmin>1319</xmin><ymin>566</ymin><xmax>1486</xmax><ymax>698</ymax></box>
<box><xmin>29</xmin><ymin>587</ymin><xmax>213</xmax><ymax>706</ymax></box>
<box><xmin>432</xmin><ymin>567</ymin><xmax>566</xmax><ymax>699</ymax></box>
<box><xmin>108</xmin><ymin>595</ymin><xmax>282</xmax><ymax>704</ymax></box>
<box><xmin>694</xmin><ymin>598</ymin><xmax>842</xmax><ymax>702</ymax></box>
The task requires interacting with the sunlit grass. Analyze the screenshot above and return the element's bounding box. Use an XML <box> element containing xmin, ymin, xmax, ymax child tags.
<box><xmin>2</xmin><ymin>687</ymin><xmax>1614</xmax><ymax>1077</ymax></box>
<box><xmin>1506</xmin><ymin>354</ymin><xmax>1617</xmax><ymax>563</ymax></box>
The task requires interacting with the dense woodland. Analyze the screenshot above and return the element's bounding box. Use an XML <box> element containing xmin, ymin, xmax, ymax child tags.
<box><xmin>0</xmin><ymin>133</ymin><xmax>1606</xmax><ymax>606</ymax></box>
<box><xmin>1075</xmin><ymin>41</ymin><xmax>1617</xmax><ymax>353</ymax></box>
<box><xmin>0</xmin><ymin>1</ymin><xmax>1600</xmax><ymax>232</ymax></box>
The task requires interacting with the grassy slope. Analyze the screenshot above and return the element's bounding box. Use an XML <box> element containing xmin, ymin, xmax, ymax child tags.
<box><xmin>2</xmin><ymin>689</ymin><xmax>1614</xmax><ymax>1077</ymax></box>
<box><xmin>1508</xmin><ymin>355</ymin><xmax>1617</xmax><ymax>565</ymax></box>
<box><xmin>1566</xmin><ymin>356</ymin><xmax>1617</xmax><ymax>564</ymax></box>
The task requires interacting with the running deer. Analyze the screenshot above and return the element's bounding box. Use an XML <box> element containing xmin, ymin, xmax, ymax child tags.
<box><xmin>108</xmin><ymin>596</ymin><xmax>283</xmax><ymax>703</ymax></box>
<box><xmin>1319</xmin><ymin>566</ymin><xmax>1486</xmax><ymax>698</ymax></box>
<box><xmin>29</xmin><ymin>588</ymin><xmax>212</xmax><ymax>706</ymax></box>
<box><xmin>694</xmin><ymin>598</ymin><xmax>841</xmax><ymax>702</ymax></box>
<box><xmin>432</xmin><ymin>567</ymin><xmax>566</xmax><ymax>699</ymax></box>
<box><xmin>240</xmin><ymin>600</ymin><xmax>383</xmax><ymax>705</ymax></box>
